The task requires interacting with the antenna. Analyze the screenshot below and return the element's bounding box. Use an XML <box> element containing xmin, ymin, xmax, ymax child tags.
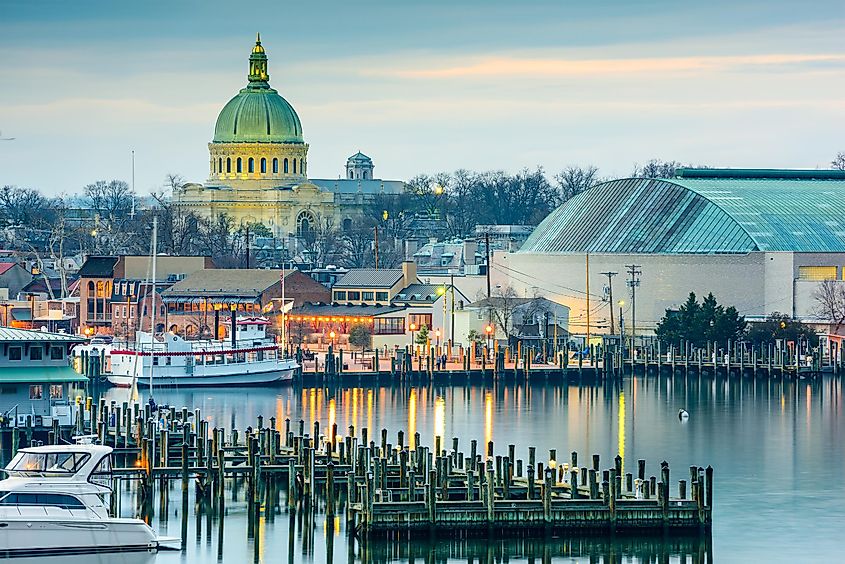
<box><xmin>130</xmin><ymin>150</ymin><xmax>136</xmax><ymax>219</ymax></box>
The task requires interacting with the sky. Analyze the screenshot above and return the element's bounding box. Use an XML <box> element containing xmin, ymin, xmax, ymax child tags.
<box><xmin>0</xmin><ymin>0</ymin><xmax>844</xmax><ymax>196</ymax></box>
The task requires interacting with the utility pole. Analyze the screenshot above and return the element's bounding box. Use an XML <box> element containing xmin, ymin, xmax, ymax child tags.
<box><xmin>585</xmin><ymin>253</ymin><xmax>590</xmax><ymax>354</ymax></box>
<box><xmin>450</xmin><ymin>273</ymin><xmax>455</xmax><ymax>347</ymax></box>
<box><xmin>130</xmin><ymin>150</ymin><xmax>136</xmax><ymax>219</ymax></box>
<box><xmin>245</xmin><ymin>224</ymin><xmax>250</xmax><ymax>268</ymax></box>
<box><xmin>485</xmin><ymin>232</ymin><xmax>491</xmax><ymax>299</ymax></box>
<box><xmin>374</xmin><ymin>225</ymin><xmax>379</xmax><ymax>270</ymax></box>
<box><xmin>600</xmin><ymin>271</ymin><xmax>618</xmax><ymax>334</ymax></box>
<box><xmin>625</xmin><ymin>265</ymin><xmax>642</xmax><ymax>346</ymax></box>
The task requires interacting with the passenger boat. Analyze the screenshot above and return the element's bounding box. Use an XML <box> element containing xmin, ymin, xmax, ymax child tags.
<box><xmin>107</xmin><ymin>316</ymin><xmax>298</xmax><ymax>387</ymax></box>
<box><xmin>0</xmin><ymin>443</ymin><xmax>176</xmax><ymax>556</ymax></box>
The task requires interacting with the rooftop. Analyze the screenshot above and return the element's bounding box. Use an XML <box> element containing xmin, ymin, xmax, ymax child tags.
<box><xmin>78</xmin><ymin>256</ymin><xmax>118</xmax><ymax>277</ymax></box>
<box><xmin>0</xmin><ymin>327</ymin><xmax>86</xmax><ymax>343</ymax></box>
<box><xmin>163</xmin><ymin>269</ymin><xmax>287</xmax><ymax>297</ymax></box>
<box><xmin>520</xmin><ymin>170</ymin><xmax>845</xmax><ymax>254</ymax></box>
<box><xmin>293</xmin><ymin>302</ymin><xmax>405</xmax><ymax>317</ymax></box>
<box><xmin>333</xmin><ymin>269</ymin><xmax>404</xmax><ymax>289</ymax></box>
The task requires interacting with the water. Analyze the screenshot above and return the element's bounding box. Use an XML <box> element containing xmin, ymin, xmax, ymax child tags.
<box><xmin>103</xmin><ymin>374</ymin><xmax>844</xmax><ymax>563</ymax></box>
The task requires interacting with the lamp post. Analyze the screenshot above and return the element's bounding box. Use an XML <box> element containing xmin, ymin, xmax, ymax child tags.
<box><xmin>435</xmin><ymin>328</ymin><xmax>441</xmax><ymax>349</ymax></box>
<box><xmin>618</xmin><ymin>299</ymin><xmax>625</xmax><ymax>359</ymax></box>
<box><xmin>485</xmin><ymin>324</ymin><xmax>493</xmax><ymax>358</ymax></box>
<box><xmin>0</xmin><ymin>303</ymin><xmax>10</xmax><ymax>327</ymax></box>
<box><xmin>409</xmin><ymin>322</ymin><xmax>417</xmax><ymax>353</ymax></box>
<box><xmin>329</xmin><ymin>330</ymin><xmax>336</xmax><ymax>348</ymax></box>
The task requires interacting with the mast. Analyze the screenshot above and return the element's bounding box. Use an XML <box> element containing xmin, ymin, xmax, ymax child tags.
<box><xmin>148</xmin><ymin>216</ymin><xmax>158</xmax><ymax>393</ymax></box>
<box><xmin>281</xmin><ymin>267</ymin><xmax>286</xmax><ymax>355</ymax></box>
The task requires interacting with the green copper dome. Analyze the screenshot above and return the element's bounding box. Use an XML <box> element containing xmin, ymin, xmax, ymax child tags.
<box><xmin>213</xmin><ymin>35</ymin><xmax>304</xmax><ymax>144</ymax></box>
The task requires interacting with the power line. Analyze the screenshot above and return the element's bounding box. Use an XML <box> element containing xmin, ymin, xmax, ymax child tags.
<box><xmin>600</xmin><ymin>271</ymin><xmax>618</xmax><ymax>334</ymax></box>
<box><xmin>625</xmin><ymin>265</ymin><xmax>642</xmax><ymax>342</ymax></box>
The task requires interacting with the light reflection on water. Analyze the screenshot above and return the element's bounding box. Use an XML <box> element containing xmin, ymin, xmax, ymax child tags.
<box><xmin>103</xmin><ymin>374</ymin><xmax>844</xmax><ymax>563</ymax></box>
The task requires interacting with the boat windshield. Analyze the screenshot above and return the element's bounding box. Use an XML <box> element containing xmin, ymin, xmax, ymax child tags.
<box><xmin>5</xmin><ymin>452</ymin><xmax>91</xmax><ymax>477</ymax></box>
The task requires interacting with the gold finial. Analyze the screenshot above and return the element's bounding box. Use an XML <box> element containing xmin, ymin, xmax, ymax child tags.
<box><xmin>252</xmin><ymin>32</ymin><xmax>265</xmax><ymax>54</ymax></box>
<box><xmin>256</xmin><ymin>32</ymin><xmax>261</xmax><ymax>44</ymax></box>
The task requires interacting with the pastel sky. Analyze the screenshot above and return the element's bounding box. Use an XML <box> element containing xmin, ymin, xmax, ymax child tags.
<box><xmin>1</xmin><ymin>0</ymin><xmax>844</xmax><ymax>196</ymax></box>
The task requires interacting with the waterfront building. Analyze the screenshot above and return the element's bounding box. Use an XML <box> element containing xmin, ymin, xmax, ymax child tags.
<box><xmin>0</xmin><ymin>328</ymin><xmax>86</xmax><ymax>428</ymax></box>
<box><xmin>499</xmin><ymin>169</ymin><xmax>845</xmax><ymax>334</ymax></box>
<box><xmin>454</xmin><ymin>297</ymin><xmax>570</xmax><ymax>349</ymax></box>
<box><xmin>174</xmin><ymin>35</ymin><xmax>405</xmax><ymax>238</ymax></box>
<box><xmin>78</xmin><ymin>255</ymin><xmax>213</xmax><ymax>336</ymax></box>
<box><xmin>161</xmin><ymin>269</ymin><xmax>329</xmax><ymax>339</ymax></box>
<box><xmin>0</xmin><ymin>262</ymin><xmax>32</xmax><ymax>299</ymax></box>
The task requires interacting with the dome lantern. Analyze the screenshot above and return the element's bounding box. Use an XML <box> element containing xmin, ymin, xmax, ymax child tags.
<box><xmin>248</xmin><ymin>33</ymin><xmax>269</xmax><ymax>86</ymax></box>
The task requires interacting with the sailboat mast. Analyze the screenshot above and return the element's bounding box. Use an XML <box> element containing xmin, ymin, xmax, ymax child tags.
<box><xmin>148</xmin><ymin>216</ymin><xmax>158</xmax><ymax>392</ymax></box>
<box><xmin>281</xmin><ymin>267</ymin><xmax>286</xmax><ymax>354</ymax></box>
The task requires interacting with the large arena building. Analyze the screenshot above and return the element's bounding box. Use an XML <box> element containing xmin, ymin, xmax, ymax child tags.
<box><xmin>493</xmin><ymin>169</ymin><xmax>845</xmax><ymax>334</ymax></box>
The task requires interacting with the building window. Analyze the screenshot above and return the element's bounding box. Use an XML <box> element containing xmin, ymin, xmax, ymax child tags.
<box><xmin>8</xmin><ymin>346</ymin><xmax>22</xmax><ymax>361</ymax></box>
<box><xmin>374</xmin><ymin>317</ymin><xmax>404</xmax><ymax>335</ymax></box>
<box><xmin>50</xmin><ymin>384</ymin><xmax>63</xmax><ymax>399</ymax></box>
<box><xmin>50</xmin><ymin>347</ymin><xmax>63</xmax><ymax>360</ymax></box>
<box><xmin>409</xmin><ymin>314</ymin><xmax>432</xmax><ymax>330</ymax></box>
<box><xmin>273</xmin><ymin>158</ymin><xmax>278</xmax><ymax>173</ymax></box>
<box><xmin>293</xmin><ymin>159</ymin><xmax>297</xmax><ymax>174</ymax></box>
<box><xmin>29</xmin><ymin>346</ymin><xmax>42</xmax><ymax>361</ymax></box>
<box><xmin>798</xmin><ymin>266</ymin><xmax>837</xmax><ymax>280</ymax></box>
<box><xmin>375</xmin><ymin>292</ymin><xmax>389</xmax><ymax>302</ymax></box>
<box><xmin>284</xmin><ymin>158</ymin><xmax>289</xmax><ymax>173</ymax></box>
<box><xmin>96</xmin><ymin>281</ymin><xmax>104</xmax><ymax>297</ymax></box>
<box><xmin>29</xmin><ymin>385</ymin><xmax>43</xmax><ymax>400</ymax></box>
<box><xmin>296</xmin><ymin>210</ymin><xmax>316</xmax><ymax>238</ymax></box>
<box><xmin>302</xmin><ymin>160</ymin><xmax>306</xmax><ymax>174</ymax></box>
<box><xmin>347</xmin><ymin>291</ymin><xmax>361</xmax><ymax>301</ymax></box>
<box><xmin>334</xmin><ymin>291</ymin><xmax>347</xmax><ymax>301</ymax></box>
<box><xmin>362</xmin><ymin>291</ymin><xmax>374</xmax><ymax>301</ymax></box>
<box><xmin>349</xmin><ymin>171</ymin><xmax>354</xmax><ymax>179</ymax></box>
<box><xmin>260</xmin><ymin>158</ymin><xmax>267</xmax><ymax>173</ymax></box>
<box><xmin>218</xmin><ymin>158</ymin><xmax>223</xmax><ymax>173</ymax></box>
<box><xmin>227</xmin><ymin>158</ymin><xmax>232</xmax><ymax>173</ymax></box>
<box><xmin>87</xmin><ymin>281</ymin><xmax>94</xmax><ymax>294</ymax></box>
<box><xmin>363</xmin><ymin>171</ymin><xmax>368</xmax><ymax>179</ymax></box>
<box><xmin>248</xmin><ymin>157</ymin><xmax>254</xmax><ymax>173</ymax></box>
<box><xmin>237</xmin><ymin>158</ymin><xmax>242</xmax><ymax>173</ymax></box>
<box><xmin>342</xmin><ymin>218</ymin><xmax>352</xmax><ymax>232</ymax></box>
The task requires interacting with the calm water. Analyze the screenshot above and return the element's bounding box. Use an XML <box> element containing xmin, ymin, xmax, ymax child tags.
<box><xmin>100</xmin><ymin>374</ymin><xmax>844</xmax><ymax>563</ymax></box>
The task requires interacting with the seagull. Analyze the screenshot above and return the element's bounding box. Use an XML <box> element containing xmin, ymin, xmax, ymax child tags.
<box><xmin>678</xmin><ymin>409</ymin><xmax>689</xmax><ymax>420</ymax></box>
<box><xmin>0</xmin><ymin>131</ymin><xmax>15</xmax><ymax>141</ymax></box>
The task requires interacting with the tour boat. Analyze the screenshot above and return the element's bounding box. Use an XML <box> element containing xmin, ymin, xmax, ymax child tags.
<box><xmin>0</xmin><ymin>444</ymin><xmax>176</xmax><ymax>556</ymax></box>
<box><xmin>107</xmin><ymin>316</ymin><xmax>298</xmax><ymax>387</ymax></box>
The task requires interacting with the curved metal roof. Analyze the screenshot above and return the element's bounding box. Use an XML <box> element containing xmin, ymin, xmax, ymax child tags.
<box><xmin>520</xmin><ymin>173</ymin><xmax>845</xmax><ymax>254</ymax></box>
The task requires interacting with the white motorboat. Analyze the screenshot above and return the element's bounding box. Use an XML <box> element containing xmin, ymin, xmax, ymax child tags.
<box><xmin>107</xmin><ymin>316</ymin><xmax>299</xmax><ymax>387</ymax></box>
<box><xmin>0</xmin><ymin>444</ymin><xmax>176</xmax><ymax>556</ymax></box>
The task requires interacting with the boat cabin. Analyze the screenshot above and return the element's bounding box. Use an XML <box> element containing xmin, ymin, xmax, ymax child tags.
<box><xmin>0</xmin><ymin>328</ymin><xmax>87</xmax><ymax>428</ymax></box>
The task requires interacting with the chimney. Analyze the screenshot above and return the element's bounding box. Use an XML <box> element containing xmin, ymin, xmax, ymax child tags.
<box><xmin>463</xmin><ymin>239</ymin><xmax>477</xmax><ymax>266</ymax></box>
<box><xmin>401</xmin><ymin>260</ymin><xmax>417</xmax><ymax>288</ymax></box>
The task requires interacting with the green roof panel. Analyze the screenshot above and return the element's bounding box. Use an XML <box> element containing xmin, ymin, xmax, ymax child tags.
<box><xmin>0</xmin><ymin>366</ymin><xmax>87</xmax><ymax>384</ymax></box>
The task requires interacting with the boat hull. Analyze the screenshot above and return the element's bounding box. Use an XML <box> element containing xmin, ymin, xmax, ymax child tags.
<box><xmin>0</xmin><ymin>516</ymin><xmax>159</xmax><ymax>556</ymax></box>
<box><xmin>107</xmin><ymin>364</ymin><xmax>297</xmax><ymax>388</ymax></box>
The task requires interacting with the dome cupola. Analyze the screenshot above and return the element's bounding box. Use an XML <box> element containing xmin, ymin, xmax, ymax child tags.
<box><xmin>213</xmin><ymin>34</ymin><xmax>304</xmax><ymax>144</ymax></box>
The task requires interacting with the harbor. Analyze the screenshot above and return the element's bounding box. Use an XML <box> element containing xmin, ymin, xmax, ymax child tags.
<box><xmin>0</xmin><ymin>373</ymin><xmax>838</xmax><ymax>562</ymax></box>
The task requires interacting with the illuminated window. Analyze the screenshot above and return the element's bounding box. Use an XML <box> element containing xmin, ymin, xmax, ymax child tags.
<box><xmin>798</xmin><ymin>266</ymin><xmax>837</xmax><ymax>280</ymax></box>
<box><xmin>29</xmin><ymin>385</ymin><xmax>43</xmax><ymax>400</ymax></box>
<box><xmin>49</xmin><ymin>385</ymin><xmax>63</xmax><ymax>399</ymax></box>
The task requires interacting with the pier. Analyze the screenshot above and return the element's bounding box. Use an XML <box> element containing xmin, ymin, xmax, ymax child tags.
<box><xmin>4</xmin><ymin>396</ymin><xmax>713</xmax><ymax>542</ymax></box>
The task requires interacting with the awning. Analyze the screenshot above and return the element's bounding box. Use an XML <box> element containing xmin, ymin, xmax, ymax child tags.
<box><xmin>0</xmin><ymin>366</ymin><xmax>88</xmax><ymax>384</ymax></box>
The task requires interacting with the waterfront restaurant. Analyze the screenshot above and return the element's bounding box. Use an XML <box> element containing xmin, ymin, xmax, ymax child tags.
<box><xmin>0</xmin><ymin>327</ymin><xmax>86</xmax><ymax>428</ymax></box>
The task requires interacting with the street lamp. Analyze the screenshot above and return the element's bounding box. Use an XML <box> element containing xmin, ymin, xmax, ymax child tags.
<box><xmin>435</xmin><ymin>328</ymin><xmax>441</xmax><ymax>348</ymax></box>
<box><xmin>485</xmin><ymin>324</ymin><xmax>493</xmax><ymax>356</ymax></box>
<box><xmin>409</xmin><ymin>322</ymin><xmax>417</xmax><ymax>351</ymax></box>
<box><xmin>329</xmin><ymin>330</ymin><xmax>336</xmax><ymax>347</ymax></box>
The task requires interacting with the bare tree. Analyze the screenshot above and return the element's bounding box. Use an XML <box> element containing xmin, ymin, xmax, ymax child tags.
<box><xmin>485</xmin><ymin>285</ymin><xmax>521</xmax><ymax>342</ymax></box>
<box><xmin>301</xmin><ymin>214</ymin><xmax>342</xmax><ymax>267</ymax></box>
<box><xmin>339</xmin><ymin>222</ymin><xmax>374</xmax><ymax>268</ymax></box>
<box><xmin>84</xmin><ymin>180</ymin><xmax>137</xmax><ymax>254</ymax></box>
<box><xmin>813</xmin><ymin>279</ymin><xmax>845</xmax><ymax>333</ymax></box>
<box><xmin>0</xmin><ymin>185</ymin><xmax>48</xmax><ymax>227</ymax></box>
<box><xmin>554</xmin><ymin>165</ymin><xmax>600</xmax><ymax>204</ymax></box>
<box><xmin>632</xmin><ymin>159</ymin><xmax>685</xmax><ymax>179</ymax></box>
<box><xmin>832</xmin><ymin>152</ymin><xmax>845</xmax><ymax>171</ymax></box>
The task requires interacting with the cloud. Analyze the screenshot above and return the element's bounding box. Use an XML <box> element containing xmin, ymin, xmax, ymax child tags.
<box><xmin>375</xmin><ymin>53</ymin><xmax>845</xmax><ymax>79</ymax></box>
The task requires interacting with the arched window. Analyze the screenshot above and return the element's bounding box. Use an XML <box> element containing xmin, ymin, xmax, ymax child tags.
<box><xmin>272</xmin><ymin>158</ymin><xmax>278</xmax><ymax>173</ymax></box>
<box><xmin>296</xmin><ymin>210</ymin><xmax>316</xmax><ymax>238</ymax></box>
<box><xmin>293</xmin><ymin>159</ymin><xmax>297</xmax><ymax>174</ymax></box>
<box><xmin>237</xmin><ymin>158</ymin><xmax>242</xmax><ymax>173</ymax></box>
<box><xmin>218</xmin><ymin>158</ymin><xmax>223</xmax><ymax>174</ymax></box>
<box><xmin>96</xmin><ymin>281</ymin><xmax>104</xmax><ymax>298</ymax></box>
<box><xmin>284</xmin><ymin>158</ymin><xmax>289</xmax><ymax>174</ymax></box>
<box><xmin>248</xmin><ymin>158</ymin><xmax>254</xmax><ymax>173</ymax></box>
<box><xmin>87</xmin><ymin>281</ymin><xmax>95</xmax><ymax>294</ymax></box>
<box><xmin>349</xmin><ymin>171</ymin><xmax>354</xmax><ymax>179</ymax></box>
<box><xmin>226</xmin><ymin>158</ymin><xmax>231</xmax><ymax>173</ymax></box>
<box><xmin>363</xmin><ymin>171</ymin><xmax>368</xmax><ymax>179</ymax></box>
<box><xmin>260</xmin><ymin>158</ymin><xmax>267</xmax><ymax>173</ymax></box>
<box><xmin>302</xmin><ymin>160</ymin><xmax>306</xmax><ymax>175</ymax></box>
